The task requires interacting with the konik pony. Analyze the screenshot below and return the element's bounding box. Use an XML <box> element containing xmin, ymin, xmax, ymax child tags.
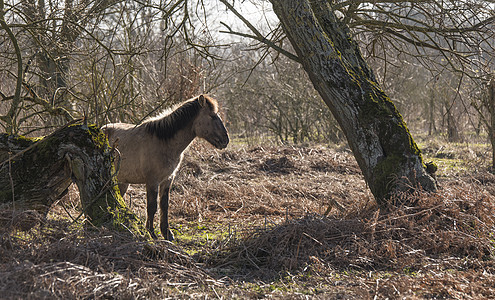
<box><xmin>102</xmin><ymin>95</ymin><xmax>229</xmax><ymax>240</ymax></box>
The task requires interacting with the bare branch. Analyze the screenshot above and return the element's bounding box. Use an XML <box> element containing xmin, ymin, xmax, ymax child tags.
<box><xmin>218</xmin><ymin>0</ymin><xmax>300</xmax><ymax>63</ymax></box>
<box><xmin>219</xmin><ymin>21</ymin><xmax>300</xmax><ymax>63</ymax></box>
<box><xmin>0</xmin><ymin>0</ymin><xmax>23</xmax><ymax>134</ymax></box>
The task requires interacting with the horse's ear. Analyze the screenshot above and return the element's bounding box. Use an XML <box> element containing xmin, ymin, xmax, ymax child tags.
<box><xmin>198</xmin><ymin>95</ymin><xmax>206</xmax><ymax>107</ymax></box>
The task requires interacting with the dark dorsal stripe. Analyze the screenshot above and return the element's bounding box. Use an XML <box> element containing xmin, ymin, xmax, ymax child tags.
<box><xmin>143</xmin><ymin>95</ymin><xmax>217</xmax><ymax>140</ymax></box>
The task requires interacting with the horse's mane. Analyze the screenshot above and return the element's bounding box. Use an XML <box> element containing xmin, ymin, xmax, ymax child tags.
<box><xmin>143</xmin><ymin>95</ymin><xmax>218</xmax><ymax>140</ymax></box>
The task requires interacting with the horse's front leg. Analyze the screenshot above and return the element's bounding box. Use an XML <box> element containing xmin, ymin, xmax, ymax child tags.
<box><xmin>159</xmin><ymin>180</ymin><xmax>174</xmax><ymax>241</ymax></box>
<box><xmin>145</xmin><ymin>184</ymin><xmax>159</xmax><ymax>239</ymax></box>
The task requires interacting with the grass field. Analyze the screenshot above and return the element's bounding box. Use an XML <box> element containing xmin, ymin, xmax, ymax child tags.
<box><xmin>1</xmin><ymin>138</ymin><xmax>495</xmax><ymax>299</ymax></box>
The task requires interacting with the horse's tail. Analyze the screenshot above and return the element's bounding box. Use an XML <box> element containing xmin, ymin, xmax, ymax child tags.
<box><xmin>100</xmin><ymin>124</ymin><xmax>114</xmax><ymax>140</ymax></box>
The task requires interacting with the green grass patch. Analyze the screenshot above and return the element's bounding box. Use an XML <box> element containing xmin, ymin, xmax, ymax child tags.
<box><xmin>173</xmin><ymin>221</ymin><xmax>235</xmax><ymax>255</ymax></box>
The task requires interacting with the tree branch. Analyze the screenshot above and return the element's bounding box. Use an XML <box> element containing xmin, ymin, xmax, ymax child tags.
<box><xmin>218</xmin><ymin>0</ymin><xmax>300</xmax><ymax>63</ymax></box>
<box><xmin>219</xmin><ymin>22</ymin><xmax>300</xmax><ymax>63</ymax></box>
<box><xmin>0</xmin><ymin>0</ymin><xmax>23</xmax><ymax>134</ymax></box>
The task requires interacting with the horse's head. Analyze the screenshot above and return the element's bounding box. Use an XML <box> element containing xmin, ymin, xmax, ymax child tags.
<box><xmin>193</xmin><ymin>95</ymin><xmax>229</xmax><ymax>149</ymax></box>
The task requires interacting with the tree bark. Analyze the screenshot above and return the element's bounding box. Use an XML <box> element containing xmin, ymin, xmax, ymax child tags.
<box><xmin>270</xmin><ymin>0</ymin><xmax>436</xmax><ymax>204</ymax></box>
<box><xmin>0</xmin><ymin>121</ymin><xmax>147</xmax><ymax>235</ymax></box>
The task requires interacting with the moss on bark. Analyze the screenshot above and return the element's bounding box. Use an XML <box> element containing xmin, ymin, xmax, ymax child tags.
<box><xmin>0</xmin><ymin>122</ymin><xmax>148</xmax><ymax>237</ymax></box>
<box><xmin>358</xmin><ymin>82</ymin><xmax>431</xmax><ymax>201</ymax></box>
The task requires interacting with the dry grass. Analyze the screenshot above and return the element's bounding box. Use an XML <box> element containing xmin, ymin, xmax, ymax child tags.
<box><xmin>200</xmin><ymin>180</ymin><xmax>495</xmax><ymax>275</ymax></box>
<box><xmin>171</xmin><ymin>143</ymin><xmax>368</xmax><ymax>224</ymax></box>
<box><xmin>0</xmin><ymin>217</ymin><xmax>221</xmax><ymax>299</ymax></box>
<box><xmin>1</xmin><ymin>140</ymin><xmax>495</xmax><ymax>298</ymax></box>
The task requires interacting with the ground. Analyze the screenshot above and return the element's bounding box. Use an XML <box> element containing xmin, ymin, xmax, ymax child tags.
<box><xmin>1</xmin><ymin>137</ymin><xmax>495</xmax><ymax>299</ymax></box>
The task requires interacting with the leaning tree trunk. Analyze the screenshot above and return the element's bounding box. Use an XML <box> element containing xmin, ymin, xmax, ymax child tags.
<box><xmin>270</xmin><ymin>0</ymin><xmax>437</xmax><ymax>204</ymax></box>
<box><xmin>0</xmin><ymin>121</ymin><xmax>147</xmax><ymax>235</ymax></box>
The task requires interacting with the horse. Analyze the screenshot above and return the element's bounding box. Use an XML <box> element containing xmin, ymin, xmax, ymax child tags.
<box><xmin>102</xmin><ymin>95</ymin><xmax>229</xmax><ymax>240</ymax></box>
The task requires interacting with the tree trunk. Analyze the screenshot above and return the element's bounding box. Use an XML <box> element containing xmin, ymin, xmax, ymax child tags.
<box><xmin>489</xmin><ymin>79</ymin><xmax>495</xmax><ymax>171</ymax></box>
<box><xmin>428</xmin><ymin>93</ymin><xmax>436</xmax><ymax>136</ymax></box>
<box><xmin>270</xmin><ymin>0</ymin><xmax>436</xmax><ymax>204</ymax></box>
<box><xmin>0</xmin><ymin>121</ymin><xmax>147</xmax><ymax>235</ymax></box>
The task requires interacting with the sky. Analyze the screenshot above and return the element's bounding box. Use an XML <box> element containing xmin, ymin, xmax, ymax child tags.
<box><xmin>200</xmin><ymin>0</ymin><xmax>278</xmax><ymax>43</ymax></box>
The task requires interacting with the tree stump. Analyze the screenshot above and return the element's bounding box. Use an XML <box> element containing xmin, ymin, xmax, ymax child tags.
<box><xmin>0</xmin><ymin>121</ymin><xmax>147</xmax><ymax>235</ymax></box>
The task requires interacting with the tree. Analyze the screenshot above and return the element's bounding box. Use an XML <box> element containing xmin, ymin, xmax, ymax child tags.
<box><xmin>0</xmin><ymin>0</ymin><xmax>200</xmax><ymax>135</ymax></box>
<box><xmin>263</xmin><ymin>0</ymin><xmax>436</xmax><ymax>204</ymax></box>
<box><xmin>218</xmin><ymin>0</ymin><xmax>495</xmax><ymax>202</ymax></box>
<box><xmin>335</xmin><ymin>0</ymin><xmax>495</xmax><ymax>149</ymax></box>
<box><xmin>472</xmin><ymin>78</ymin><xmax>495</xmax><ymax>170</ymax></box>
<box><xmin>218</xmin><ymin>48</ymin><xmax>342</xmax><ymax>145</ymax></box>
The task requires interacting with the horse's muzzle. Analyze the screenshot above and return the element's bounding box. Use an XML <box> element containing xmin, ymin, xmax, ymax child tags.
<box><xmin>216</xmin><ymin>135</ymin><xmax>229</xmax><ymax>149</ymax></box>
<box><xmin>217</xmin><ymin>140</ymin><xmax>229</xmax><ymax>149</ymax></box>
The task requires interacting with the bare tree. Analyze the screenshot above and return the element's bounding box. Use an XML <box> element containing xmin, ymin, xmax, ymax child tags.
<box><xmin>219</xmin><ymin>49</ymin><xmax>342</xmax><ymax>145</ymax></box>
<box><xmin>0</xmin><ymin>0</ymin><xmax>210</xmax><ymax>232</ymax></box>
<box><xmin>0</xmin><ymin>0</ymin><xmax>206</xmax><ymax>134</ymax></box>
<box><xmin>217</xmin><ymin>0</ymin><xmax>495</xmax><ymax>202</ymax></box>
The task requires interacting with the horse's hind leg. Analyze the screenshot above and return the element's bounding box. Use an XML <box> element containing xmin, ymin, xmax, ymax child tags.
<box><xmin>159</xmin><ymin>180</ymin><xmax>174</xmax><ymax>241</ymax></box>
<box><xmin>118</xmin><ymin>183</ymin><xmax>129</xmax><ymax>197</ymax></box>
<box><xmin>145</xmin><ymin>184</ymin><xmax>159</xmax><ymax>239</ymax></box>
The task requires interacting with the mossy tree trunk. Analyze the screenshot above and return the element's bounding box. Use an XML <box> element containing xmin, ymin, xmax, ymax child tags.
<box><xmin>270</xmin><ymin>0</ymin><xmax>437</xmax><ymax>204</ymax></box>
<box><xmin>0</xmin><ymin>121</ymin><xmax>147</xmax><ymax>235</ymax></box>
